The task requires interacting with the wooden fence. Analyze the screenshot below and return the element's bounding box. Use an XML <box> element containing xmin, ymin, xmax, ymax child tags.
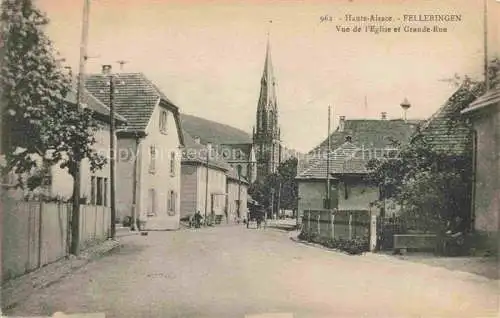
<box><xmin>301</xmin><ymin>209</ymin><xmax>377</xmax><ymax>251</ymax></box>
<box><xmin>2</xmin><ymin>197</ymin><xmax>111</xmax><ymax>282</ymax></box>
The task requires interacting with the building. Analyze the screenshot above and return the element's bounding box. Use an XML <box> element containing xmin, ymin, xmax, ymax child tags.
<box><xmin>297</xmin><ymin>142</ymin><xmax>379</xmax><ymax>216</ymax></box>
<box><xmin>461</xmin><ymin>85</ymin><xmax>500</xmax><ymax>253</ymax></box>
<box><xmin>309</xmin><ymin>114</ymin><xmax>422</xmax><ymax>156</ymax></box>
<box><xmin>226</xmin><ymin>166</ymin><xmax>249</xmax><ymax>223</ymax></box>
<box><xmin>180</xmin><ymin>113</ymin><xmax>257</xmax><ymax>183</ymax></box>
<box><xmin>253</xmin><ymin>37</ymin><xmax>281</xmax><ymax>181</ymax></box>
<box><xmin>180</xmin><ymin>132</ymin><xmax>230</xmax><ymax>223</ymax></box>
<box><xmin>1</xmin><ymin>88</ymin><xmax>127</xmax><ymax>203</ymax></box>
<box><xmin>417</xmin><ymin>83</ymin><xmax>482</xmax><ymax>156</ymax></box>
<box><xmin>85</xmin><ymin>67</ymin><xmax>185</xmax><ymax>230</ymax></box>
<box><xmin>297</xmin><ymin>115</ymin><xmax>419</xmax><ymax>220</ymax></box>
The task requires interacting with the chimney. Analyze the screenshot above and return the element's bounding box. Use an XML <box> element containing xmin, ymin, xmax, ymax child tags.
<box><xmin>194</xmin><ymin>136</ymin><xmax>201</xmax><ymax>144</ymax></box>
<box><xmin>381</xmin><ymin>112</ymin><xmax>387</xmax><ymax>120</ymax></box>
<box><xmin>338</xmin><ymin>116</ymin><xmax>346</xmax><ymax>132</ymax></box>
<box><xmin>102</xmin><ymin>65</ymin><xmax>112</xmax><ymax>75</ymax></box>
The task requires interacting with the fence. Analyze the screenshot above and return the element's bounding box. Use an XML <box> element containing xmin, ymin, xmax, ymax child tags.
<box><xmin>301</xmin><ymin>209</ymin><xmax>376</xmax><ymax>251</ymax></box>
<box><xmin>2</xmin><ymin>197</ymin><xmax>111</xmax><ymax>283</ymax></box>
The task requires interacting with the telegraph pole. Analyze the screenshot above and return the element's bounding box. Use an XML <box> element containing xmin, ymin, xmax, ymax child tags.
<box><xmin>204</xmin><ymin>144</ymin><xmax>210</xmax><ymax>226</ymax></box>
<box><xmin>108</xmin><ymin>67</ymin><xmax>117</xmax><ymax>239</ymax></box>
<box><xmin>70</xmin><ymin>0</ymin><xmax>90</xmax><ymax>256</ymax></box>
<box><xmin>325</xmin><ymin>105</ymin><xmax>332</xmax><ymax>210</ymax></box>
<box><xmin>484</xmin><ymin>0</ymin><xmax>490</xmax><ymax>90</ymax></box>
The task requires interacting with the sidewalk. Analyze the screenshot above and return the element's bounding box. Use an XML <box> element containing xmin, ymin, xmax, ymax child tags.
<box><xmin>1</xmin><ymin>239</ymin><xmax>121</xmax><ymax>312</ymax></box>
<box><xmin>289</xmin><ymin>232</ymin><xmax>499</xmax><ymax>281</ymax></box>
<box><xmin>387</xmin><ymin>252</ymin><xmax>499</xmax><ymax>280</ymax></box>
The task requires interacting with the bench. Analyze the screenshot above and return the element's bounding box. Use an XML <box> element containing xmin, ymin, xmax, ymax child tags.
<box><xmin>393</xmin><ymin>234</ymin><xmax>437</xmax><ymax>254</ymax></box>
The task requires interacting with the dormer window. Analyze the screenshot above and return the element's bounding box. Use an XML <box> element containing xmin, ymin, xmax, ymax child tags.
<box><xmin>159</xmin><ymin>109</ymin><xmax>168</xmax><ymax>133</ymax></box>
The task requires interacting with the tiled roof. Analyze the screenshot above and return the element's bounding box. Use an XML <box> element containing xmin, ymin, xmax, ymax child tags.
<box><xmin>310</xmin><ymin>119</ymin><xmax>421</xmax><ymax>155</ymax></box>
<box><xmin>418</xmin><ymin>83</ymin><xmax>481</xmax><ymax>155</ymax></box>
<box><xmin>65</xmin><ymin>89</ymin><xmax>127</xmax><ymax>123</ymax></box>
<box><xmin>84</xmin><ymin>73</ymin><xmax>177</xmax><ymax>131</ymax></box>
<box><xmin>180</xmin><ymin>113</ymin><xmax>252</xmax><ymax>145</ymax></box>
<box><xmin>462</xmin><ymin>86</ymin><xmax>500</xmax><ymax>114</ymax></box>
<box><xmin>297</xmin><ymin>142</ymin><xmax>371</xmax><ymax>180</ymax></box>
<box><xmin>181</xmin><ymin>131</ymin><xmax>230</xmax><ymax>171</ymax></box>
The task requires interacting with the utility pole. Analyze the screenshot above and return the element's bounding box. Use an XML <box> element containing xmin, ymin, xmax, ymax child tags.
<box><xmin>325</xmin><ymin>105</ymin><xmax>332</xmax><ymax>210</ymax></box>
<box><xmin>71</xmin><ymin>0</ymin><xmax>90</xmax><ymax>256</ymax></box>
<box><xmin>131</xmin><ymin>135</ymin><xmax>139</xmax><ymax>231</ymax></box>
<box><xmin>276</xmin><ymin>177</ymin><xmax>282</xmax><ymax>219</ymax></box>
<box><xmin>108</xmin><ymin>67</ymin><xmax>117</xmax><ymax>239</ymax></box>
<box><xmin>484</xmin><ymin>0</ymin><xmax>490</xmax><ymax>90</ymax></box>
<box><xmin>237</xmin><ymin>165</ymin><xmax>242</xmax><ymax>220</ymax></box>
<box><xmin>204</xmin><ymin>144</ymin><xmax>210</xmax><ymax>226</ymax></box>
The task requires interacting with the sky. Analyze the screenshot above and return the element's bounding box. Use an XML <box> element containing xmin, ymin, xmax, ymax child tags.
<box><xmin>38</xmin><ymin>0</ymin><xmax>500</xmax><ymax>153</ymax></box>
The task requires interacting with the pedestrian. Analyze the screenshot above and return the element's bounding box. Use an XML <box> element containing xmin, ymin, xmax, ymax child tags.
<box><xmin>194</xmin><ymin>210</ymin><xmax>202</xmax><ymax>228</ymax></box>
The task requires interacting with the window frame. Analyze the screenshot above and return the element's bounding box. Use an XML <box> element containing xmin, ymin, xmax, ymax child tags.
<box><xmin>149</xmin><ymin>145</ymin><xmax>156</xmax><ymax>174</ymax></box>
<box><xmin>170</xmin><ymin>151</ymin><xmax>176</xmax><ymax>176</ymax></box>
<box><xmin>96</xmin><ymin>177</ymin><xmax>103</xmax><ymax>206</ymax></box>
<box><xmin>159</xmin><ymin>109</ymin><xmax>168</xmax><ymax>133</ymax></box>
<box><xmin>90</xmin><ymin>176</ymin><xmax>96</xmax><ymax>205</ymax></box>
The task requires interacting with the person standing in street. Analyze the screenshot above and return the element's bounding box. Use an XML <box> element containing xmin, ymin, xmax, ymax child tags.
<box><xmin>194</xmin><ymin>210</ymin><xmax>202</xmax><ymax>228</ymax></box>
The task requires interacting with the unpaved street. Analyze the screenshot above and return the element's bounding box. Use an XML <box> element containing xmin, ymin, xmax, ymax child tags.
<box><xmin>6</xmin><ymin>226</ymin><xmax>499</xmax><ymax>318</ymax></box>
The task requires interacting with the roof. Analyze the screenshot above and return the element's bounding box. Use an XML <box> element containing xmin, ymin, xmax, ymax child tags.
<box><xmin>84</xmin><ymin>73</ymin><xmax>178</xmax><ymax>130</ymax></box>
<box><xmin>461</xmin><ymin>86</ymin><xmax>500</xmax><ymax>114</ymax></box>
<box><xmin>297</xmin><ymin>142</ymin><xmax>373</xmax><ymax>180</ymax></box>
<box><xmin>418</xmin><ymin>83</ymin><xmax>482</xmax><ymax>155</ymax></box>
<box><xmin>180</xmin><ymin>113</ymin><xmax>252</xmax><ymax>145</ymax></box>
<box><xmin>181</xmin><ymin>131</ymin><xmax>230</xmax><ymax>171</ymax></box>
<box><xmin>309</xmin><ymin>119</ymin><xmax>421</xmax><ymax>155</ymax></box>
<box><xmin>64</xmin><ymin>89</ymin><xmax>127</xmax><ymax>124</ymax></box>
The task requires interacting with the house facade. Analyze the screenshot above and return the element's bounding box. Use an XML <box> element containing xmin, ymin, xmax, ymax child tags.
<box><xmin>180</xmin><ymin>133</ymin><xmax>229</xmax><ymax>222</ymax></box>
<box><xmin>179</xmin><ymin>114</ymin><xmax>257</xmax><ymax>184</ymax></box>
<box><xmin>297</xmin><ymin>116</ymin><xmax>418</xmax><ymax>221</ymax></box>
<box><xmin>1</xmin><ymin>89</ymin><xmax>127</xmax><ymax>205</ymax></box>
<box><xmin>226</xmin><ymin>167</ymin><xmax>249</xmax><ymax>222</ymax></box>
<box><xmin>220</xmin><ymin>143</ymin><xmax>257</xmax><ymax>183</ymax></box>
<box><xmin>461</xmin><ymin>86</ymin><xmax>500</xmax><ymax>252</ymax></box>
<box><xmin>86</xmin><ymin>69</ymin><xmax>184</xmax><ymax>230</ymax></box>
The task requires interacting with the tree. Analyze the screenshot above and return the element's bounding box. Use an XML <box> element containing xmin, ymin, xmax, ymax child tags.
<box><xmin>277</xmin><ymin>157</ymin><xmax>298</xmax><ymax>213</ymax></box>
<box><xmin>0</xmin><ymin>0</ymin><xmax>106</xmax><ymax>254</ymax></box>
<box><xmin>248</xmin><ymin>157</ymin><xmax>299</xmax><ymax>216</ymax></box>
<box><xmin>367</xmin><ymin>57</ymin><xmax>499</xmax><ymax>234</ymax></box>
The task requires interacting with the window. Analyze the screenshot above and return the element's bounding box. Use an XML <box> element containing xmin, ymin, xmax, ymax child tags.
<box><xmin>103</xmin><ymin>178</ymin><xmax>108</xmax><ymax>207</ymax></box>
<box><xmin>96</xmin><ymin>177</ymin><xmax>103</xmax><ymax>206</ymax></box>
<box><xmin>170</xmin><ymin>152</ymin><xmax>176</xmax><ymax>176</ymax></box>
<box><xmin>168</xmin><ymin>190</ymin><xmax>176</xmax><ymax>215</ymax></box>
<box><xmin>90</xmin><ymin>176</ymin><xmax>96</xmax><ymax>205</ymax></box>
<box><xmin>159</xmin><ymin>110</ymin><xmax>168</xmax><ymax>133</ymax></box>
<box><xmin>149</xmin><ymin>145</ymin><xmax>156</xmax><ymax>174</ymax></box>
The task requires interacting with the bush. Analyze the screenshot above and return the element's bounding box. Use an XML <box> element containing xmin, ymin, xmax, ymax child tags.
<box><xmin>297</xmin><ymin>231</ymin><xmax>368</xmax><ymax>255</ymax></box>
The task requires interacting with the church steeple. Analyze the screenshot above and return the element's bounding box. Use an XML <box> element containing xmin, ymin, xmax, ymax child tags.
<box><xmin>254</xmin><ymin>22</ymin><xmax>281</xmax><ymax>182</ymax></box>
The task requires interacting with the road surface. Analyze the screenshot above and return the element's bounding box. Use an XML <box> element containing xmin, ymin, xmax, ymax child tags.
<box><xmin>5</xmin><ymin>226</ymin><xmax>499</xmax><ymax>318</ymax></box>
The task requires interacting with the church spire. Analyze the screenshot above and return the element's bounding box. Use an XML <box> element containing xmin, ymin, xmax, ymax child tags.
<box><xmin>254</xmin><ymin>20</ymin><xmax>281</xmax><ymax>181</ymax></box>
